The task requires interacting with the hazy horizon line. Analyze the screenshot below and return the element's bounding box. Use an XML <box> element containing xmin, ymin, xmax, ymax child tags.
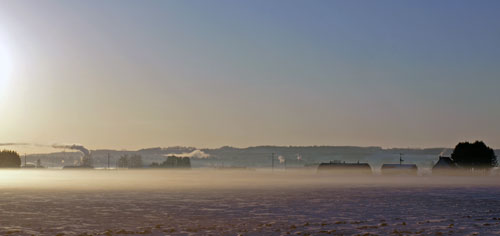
<box><xmin>22</xmin><ymin>144</ymin><xmax>500</xmax><ymax>154</ymax></box>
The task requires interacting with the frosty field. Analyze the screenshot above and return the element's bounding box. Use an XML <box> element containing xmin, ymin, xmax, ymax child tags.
<box><xmin>1</xmin><ymin>170</ymin><xmax>500</xmax><ymax>236</ymax></box>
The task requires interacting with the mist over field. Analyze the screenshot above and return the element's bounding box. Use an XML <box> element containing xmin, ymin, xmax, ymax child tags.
<box><xmin>1</xmin><ymin>170</ymin><xmax>500</xmax><ymax>235</ymax></box>
<box><xmin>1</xmin><ymin>169</ymin><xmax>499</xmax><ymax>190</ymax></box>
<box><xmin>10</xmin><ymin>168</ymin><xmax>500</xmax><ymax>192</ymax></box>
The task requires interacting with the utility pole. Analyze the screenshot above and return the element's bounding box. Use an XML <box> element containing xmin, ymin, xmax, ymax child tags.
<box><xmin>399</xmin><ymin>153</ymin><xmax>404</xmax><ymax>165</ymax></box>
<box><xmin>271</xmin><ymin>153</ymin><xmax>275</xmax><ymax>172</ymax></box>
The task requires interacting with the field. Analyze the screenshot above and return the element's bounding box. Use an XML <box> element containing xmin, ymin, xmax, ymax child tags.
<box><xmin>1</xmin><ymin>170</ymin><xmax>500</xmax><ymax>235</ymax></box>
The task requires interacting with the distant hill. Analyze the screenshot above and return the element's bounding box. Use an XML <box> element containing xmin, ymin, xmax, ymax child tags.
<box><xmin>26</xmin><ymin>146</ymin><xmax>500</xmax><ymax>170</ymax></box>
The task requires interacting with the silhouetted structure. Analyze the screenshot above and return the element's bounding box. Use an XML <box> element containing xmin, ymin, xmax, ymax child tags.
<box><xmin>381</xmin><ymin>153</ymin><xmax>418</xmax><ymax>175</ymax></box>
<box><xmin>381</xmin><ymin>164</ymin><xmax>418</xmax><ymax>175</ymax></box>
<box><xmin>451</xmin><ymin>141</ymin><xmax>497</xmax><ymax>170</ymax></box>
<box><xmin>0</xmin><ymin>150</ymin><xmax>21</xmax><ymax>168</ymax></box>
<box><xmin>433</xmin><ymin>156</ymin><xmax>456</xmax><ymax>169</ymax></box>
<box><xmin>317</xmin><ymin>160</ymin><xmax>372</xmax><ymax>175</ymax></box>
<box><xmin>432</xmin><ymin>156</ymin><xmax>460</xmax><ymax>175</ymax></box>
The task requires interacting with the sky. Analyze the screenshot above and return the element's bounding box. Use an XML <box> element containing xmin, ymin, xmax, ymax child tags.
<box><xmin>0</xmin><ymin>0</ymin><xmax>499</xmax><ymax>153</ymax></box>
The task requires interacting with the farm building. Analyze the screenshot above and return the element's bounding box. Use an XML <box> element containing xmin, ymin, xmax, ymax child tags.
<box><xmin>381</xmin><ymin>164</ymin><xmax>418</xmax><ymax>175</ymax></box>
<box><xmin>317</xmin><ymin>161</ymin><xmax>372</xmax><ymax>175</ymax></box>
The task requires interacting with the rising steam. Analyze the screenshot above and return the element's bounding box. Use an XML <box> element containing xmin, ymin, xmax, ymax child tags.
<box><xmin>439</xmin><ymin>149</ymin><xmax>448</xmax><ymax>156</ymax></box>
<box><xmin>278</xmin><ymin>155</ymin><xmax>285</xmax><ymax>164</ymax></box>
<box><xmin>168</xmin><ymin>150</ymin><xmax>210</xmax><ymax>159</ymax></box>
<box><xmin>52</xmin><ymin>144</ymin><xmax>90</xmax><ymax>156</ymax></box>
<box><xmin>0</xmin><ymin>142</ymin><xmax>30</xmax><ymax>146</ymax></box>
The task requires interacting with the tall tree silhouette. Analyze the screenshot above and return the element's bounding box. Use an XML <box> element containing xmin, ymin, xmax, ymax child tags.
<box><xmin>451</xmin><ymin>141</ymin><xmax>497</xmax><ymax>169</ymax></box>
<box><xmin>0</xmin><ymin>150</ymin><xmax>21</xmax><ymax>168</ymax></box>
<box><xmin>129</xmin><ymin>154</ymin><xmax>143</xmax><ymax>168</ymax></box>
<box><xmin>117</xmin><ymin>155</ymin><xmax>129</xmax><ymax>168</ymax></box>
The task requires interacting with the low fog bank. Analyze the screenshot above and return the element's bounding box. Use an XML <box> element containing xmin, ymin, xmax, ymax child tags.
<box><xmin>1</xmin><ymin>169</ymin><xmax>500</xmax><ymax>191</ymax></box>
<box><xmin>25</xmin><ymin>146</ymin><xmax>485</xmax><ymax>169</ymax></box>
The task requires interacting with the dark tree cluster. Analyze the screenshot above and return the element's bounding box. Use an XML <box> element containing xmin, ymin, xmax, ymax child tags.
<box><xmin>117</xmin><ymin>154</ymin><xmax>143</xmax><ymax>168</ymax></box>
<box><xmin>0</xmin><ymin>150</ymin><xmax>21</xmax><ymax>168</ymax></box>
<box><xmin>451</xmin><ymin>141</ymin><xmax>497</xmax><ymax>169</ymax></box>
<box><xmin>151</xmin><ymin>156</ymin><xmax>191</xmax><ymax>169</ymax></box>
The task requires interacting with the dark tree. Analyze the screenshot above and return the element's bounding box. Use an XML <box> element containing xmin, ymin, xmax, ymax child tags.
<box><xmin>117</xmin><ymin>155</ymin><xmax>129</xmax><ymax>168</ymax></box>
<box><xmin>165</xmin><ymin>156</ymin><xmax>179</xmax><ymax>167</ymax></box>
<box><xmin>451</xmin><ymin>141</ymin><xmax>497</xmax><ymax>169</ymax></box>
<box><xmin>180</xmin><ymin>157</ymin><xmax>191</xmax><ymax>168</ymax></box>
<box><xmin>0</xmin><ymin>150</ymin><xmax>21</xmax><ymax>168</ymax></box>
<box><xmin>129</xmin><ymin>154</ymin><xmax>143</xmax><ymax>168</ymax></box>
<box><xmin>150</xmin><ymin>162</ymin><xmax>159</xmax><ymax>167</ymax></box>
<box><xmin>117</xmin><ymin>154</ymin><xmax>143</xmax><ymax>168</ymax></box>
<box><xmin>151</xmin><ymin>156</ymin><xmax>191</xmax><ymax>168</ymax></box>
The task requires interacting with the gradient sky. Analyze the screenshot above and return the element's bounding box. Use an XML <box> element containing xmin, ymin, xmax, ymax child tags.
<box><xmin>0</xmin><ymin>0</ymin><xmax>499</xmax><ymax>153</ymax></box>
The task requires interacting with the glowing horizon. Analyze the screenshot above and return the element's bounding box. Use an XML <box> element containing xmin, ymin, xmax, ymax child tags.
<box><xmin>1</xmin><ymin>1</ymin><xmax>499</xmax><ymax>153</ymax></box>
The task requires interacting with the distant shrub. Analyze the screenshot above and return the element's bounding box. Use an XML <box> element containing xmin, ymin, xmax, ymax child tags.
<box><xmin>0</xmin><ymin>150</ymin><xmax>21</xmax><ymax>168</ymax></box>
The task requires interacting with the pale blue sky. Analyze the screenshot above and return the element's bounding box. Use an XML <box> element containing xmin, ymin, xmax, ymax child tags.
<box><xmin>0</xmin><ymin>0</ymin><xmax>499</xmax><ymax>152</ymax></box>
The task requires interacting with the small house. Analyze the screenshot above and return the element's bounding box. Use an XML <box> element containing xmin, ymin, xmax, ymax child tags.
<box><xmin>432</xmin><ymin>156</ymin><xmax>458</xmax><ymax>175</ymax></box>
<box><xmin>433</xmin><ymin>156</ymin><xmax>456</xmax><ymax>169</ymax></box>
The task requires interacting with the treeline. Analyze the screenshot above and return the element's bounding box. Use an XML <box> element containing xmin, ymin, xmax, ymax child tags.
<box><xmin>0</xmin><ymin>150</ymin><xmax>21</xmax><ymax>168</ymax></box>
<box><xmin>116</xmin><ymin>154</ymin><xmax>191</xmax><ymax>169</ymax></box>
<box><xmin>151</xmin><ymin>156</ymin><xmax>191</xmax><ymax>168</ymax></box>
